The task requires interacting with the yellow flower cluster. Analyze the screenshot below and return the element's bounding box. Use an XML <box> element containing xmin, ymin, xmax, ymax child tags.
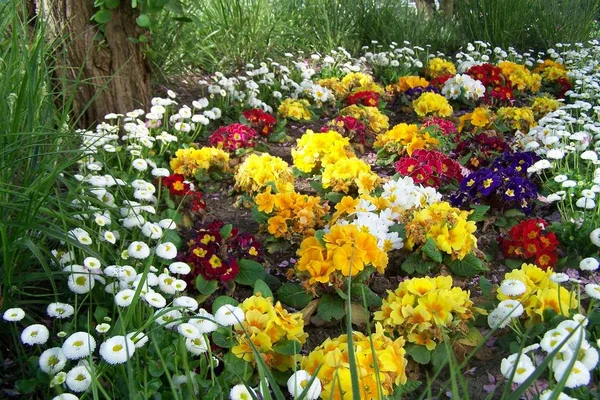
<box><xmin>170</xmin><ymin>147</ymin><xmax>230</xmax><ymax>179</ymax></box>
<box><xmin>296</xmin><ymin>224</ymin><xmax>388</xmax><ymax>285</ymax></box>
<box><xmin>341</xmin><ymin>72</ymin><xmax>375</xmax><ymax>91</ymax></box>
<box><xmin>387</xmin><ymin>76</ymin><xmax>430</xmax><ymax>95</ymax></box>
<box><xmin>292</xmin><ymin>130</ymin><xmax>355</xmax><ymax>173</ymax></box>
<box><xmin>457</xmin><ymin>106</ymin><xmax>495</xmax><ymax>132</ymax></box>
<box><xmin>255</xmin><ymin>188</ymin><xmax>330</xmax><ymax>240</ymax></box>
<box><xmin>534</xmin><ymin>59</ymin><xmax>568</xmax><ymax>82</ymax></box>
<box><xmin>321</xmin><ymin>158</ymin><xmax>381</xmax><ymax>195</ymax></box>
<box><xmin>374</xmin><ymin>123</ymin><xmax>439</xmax><ymax>156</ymax></box>
<box><xmin>301</xmin><ymin>324</ymin><xmax>407</xmax><ymax>399</ymax></box>
<box><xmin>497</xmin><ymin>263</ymin><xmax>578</xmax><ymax>323</ymax></box>
<box><xmin>498</xmin><ymin>61</ymin><xmax>542</xmax><ymax>92</ymax></box>
<box><xmin>497</xmin><ymin>106</ymin><xmax>537</xmax><ymax>132</ymax></box>
<box><xmin>234</xmin><ymin>153</ymin><xmax>294</xmax><ymax>196</ymax></box>
<box><xmin>412</xmin><ymin>92</ymin><xmax>454</xmax><ymax>118</ymax></box>
<box><xmin>278</xmin><ymin>98</ymin><xmax>313</xmax><ymax>121</ymax></box>
<box><xmin>531</xmin><ymin>95</ymin><xmax>562</xmax><ymax>119</ymax></box>
<box><xmin>426</xmin><ymin>57</ymin><xmax>457</xmax><ymax>79</ymax></box>
<box><xmin>232</xmin><ymin>295</ymin><xmax>307</xmax><ymax>371</ymax></box>
<box><xmin>317</xmin><ymin>77</ymin><xmax>349</xmax><ymax>100</ymax></box>
<box><xmin>340</xmin><ymin>105</ymin><xmax>390</xmax><ymax>135</ymax></box>
<box><xmin>374</xmin><ymin>276</ymin><xmax>478</xmax><ymax>350</ymax></box>
<box><xmin>405</xmin><ymin>201</ymin><xmax>477</xmax><ymax>260</ymax></box>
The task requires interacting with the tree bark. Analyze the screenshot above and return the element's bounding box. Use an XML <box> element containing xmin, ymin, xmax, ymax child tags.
<box><xmin>38</xmin><ymin>0</ymin><xmax>151</xmax><ymax>128</ymax></box>
<box><xmin>415</xmin><ymin>0</ymin><xmax>436</xmax><ymax>18</ymax></box>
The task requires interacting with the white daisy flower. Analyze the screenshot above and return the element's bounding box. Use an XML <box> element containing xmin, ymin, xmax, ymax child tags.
<box><xmin>229</xmin><ymin>384</ymin><xmax>256</xmax><ymax>400</ymax></box>
<box><xmin>540</xmin><ymin>329</ymin><xmax>569</xmax><ymax>353</ymax></box>
<box><xmin>155</xmin><ymin>242</ymin><xmax>177</xmax><ymax>260</ymax></box>
<box><xmin>215</xmin><ymin>304</ymin><xmax>245</xmax><ymax>326</ymax></box>
<box><xmin>154</xmin><ymin>309</ymin><xmax>182</xmax><ymax>328</ymax></box>
<box><xmin>65</xmin><ymin>365</ymin><xmax>92</xmax><ymax>392</ymax></box>
<box><xmin>590</xmin><ymin>228</ymin><xmax>600</xmax><ymax>247</ymax></box>
<box><xmin>128</xmin><ymin>241</ymin><xmax>150</xmax><ymax>259</ymax></box>
<box><xmin>47</xmin><ymin>302</ymin><xmax>75</xmax><ymax>319</ymax></box>
<box><xmin>103</xmin><ymin>231</ymin><xmax>117</xmax><ymax>244</ymax></box>
<box><xmin>127</xmin><ymin>331</ymin><xmax>149</xmax><ymax>348</ymax></box>
<box><xmin>550</xmin><ymin>272</ymin><xmax>570</xmax><ymax>283</ymax></box>
<box><xmin>158</xmin><ymin>219</ymin><xmax>177</xmax><ymax>230</ymax></box>
<box><xmin>499</xmin><ymin>279</ymin><xmax>527</xmax><ymax>297</ymax></box>
<box><xmin>141</xmin><ymin>222</ymin><xmax>163</xmax><ymax>240</ymax></box>
<box><xmin>178</xmin><ymin>323</ymin><xmax>200</xmax><ymax>339</ymax></box>
<box><xmin>500</xmin><ymin>353</ymin><xmax>533</xmax><ymax>379</ymax></box>
<box><xmin>96</xmin><ymin>323</ymin><xmax>111</xmax><ymax>334</ymax></box>
<box><xmin>169</xmin><ymin>262</ymin><xmax>191</xmax><ymax>275</ymax></box>
<box><xmin>539</xmin><ymin>390</ymin><xmax>577</xmax><ymax>400</ymax></box>
<box><xmin>487</xmin><ymin>307</ymin><xmax>513</xmax><ymax>329</ymax></box>
<box><xmin>21</xmin><ymin>324</ymin><xmax>49</xmax><ymax>346</ymax></box>
<box><xmin>173</xmin><ymin>296</ymin><xmax>198</xmax><ymax>312</ymax></box>
<box><xmin>151</xmin><ymin>168</ymin><xmax>170</xmax><ymax>177</ymax></box>
<box><xmin>144</xmin><ymin>292</ymin><xmax>167</xmax><ymax>308</ymax></box>
<box><xmin>191</xmin><ymin>309</ymin><xmax>218</xmax><ymax>334</ymax></box>
<box><xmin>579</xmin><ymin>257</ymin><xmax>599</xmax><ymax>271</ymax></box>
<box><xmin>171</xmin><ymin>279</ymin><xmax>187</xmax><ymax>292</ymax></box>
<box><xmin>99</xmin><ymin>335</ymin><xmax>136</xmax><ymax>364</ymax></box>
<box><xmin>39</xmin><ymin>347</ymin><xmax>67</xmax><ymax>374</ymax></box>
<box><xmin>132</xmin><ymin>158</ymin><xmax>148</xmax><ymax>171</ymax></box>
<box><xmin>3</xmin><ymin>307</ymin><xmax>25</xmax><ymax>322</ymax></box>
<box><xmin>67</xmin><ymin>273</ymin><xmax>95</xmax><ymax>294</ymax></box>
<box><xmin>497</xmin><ymin>300</ymin><xmax>524</xmax><ymax>318</ymax></box>
<box><xmin>185</xmin><ymin>336</ymin><xmax>208</xmax><ymax>355</ymax></box>
<box><xmin>52</xmin><ymin>394</ymin><xmax>80</xmax><ymax>400</ymax></box>
<box><xmin>115</xmin><ymin>289</ymin><xmax>137</xmax><ymax>307</ymax></box>
<box><xmin>62</xmin><ymin>332</ymin><xmax>97</xmax><ymax>360</ymax></box>
<box><xmin>287</xmin><ymin>370</ymin><xmax>321</xmax><ymax>400</ymax></box>
<box><xmin>50</xmin><ymin>371</ymin><xmax>67</xmax><ymax>387</ymax></box>
<box><xmin>553</xmin><ymin>360</ymin><xmax>590</xmax><ymax>388</ymax></box>
<box><xmin>585</xmin><ymin>283</ymin><xmax>600</xmax><ymax>299</ymax></box>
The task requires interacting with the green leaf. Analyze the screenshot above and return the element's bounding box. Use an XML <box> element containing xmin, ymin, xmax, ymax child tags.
<box><xmin>211</xmin><ymin>296</ymin><xmax>238</xmax><ymax>314</ymax></box>
<box><xmin>92</xmin><ymin>10</ymin><xmax>111</xmax><ymax>24</ymax></box>
<box><xmin>314</xmin><ymin>230</ymin><xmax>326</xmax><ymax>247</ymax></box>
<box><xmin>325</xmin><ymin>192</ymin><xmax>344</xmax><ymax>203</ymax></box>
<box><xmin>94</xmin><ymin>306</ymin><xmax>109</xmax><ymax>322</ymax></box>
<box><xmin>15</xmin><ymin>379</ymin><xmax>37</xmax><ymax>394</ymax></box>
<box><xmin>253</xmin><ymin>279</ymin><xmax>273</xmax><ymax>299</ymax></box>
<box><xmin>406</xmin><ymin>344</ymin><xmax>431</xmax><ymax>364</ymax></box>
<box><xmin>235</xmin><ymin>259</ymin><xmax>266</xmax><ymax>286</ymax></box>
<box><xmin>165</xmin><ymin>0</ymin><xmax>185</xmax><ymax>14</ymax></box>
<box><xmin>272</xmin><ymin>340</ymin><xmax>302</xmax><ymax>355</ymax></box>
<box><xmin>468</xmin><ymin>204</ymin><xmax>490</xmax><ymax>222</ymax></box>
<box><xmin>251</xmin><ymin>206</ymin><xmax>270</xmax><ymax>224</ymax></box>
<box><xmin>317</xmin><ymin>294</ymin><xmax>346</xmax><ymax>322</ymax></box>
<box><xmin>162</xmin><ymin>229</ymin><xmax>182</xmax><ymax>248</ymax></box>
<box><xmin>277</xmin><ymin>283</ymin><xmax>313</xmax><ymax>309</ymax></box>
<box><xmin>268</xmin><ymin>130</ymin><xmax>287</xmax><ymax>143</ymax></box>
<box><xmin>147</xmin><ymin>360</ymin><xmax>165</xmax><ymax>377</ymax></box>
<box><xmin>401</xmin><ymin>252</ymin><xmax>436</xmax><ymax>275</ymax></box>
<box><xmin>195</xmin><ymin>275</ymin><xmax>218</xmax><ymax>296</ymax></box>
<box><xmin>421</xmin><ymin>237</ymin><xmax>443</xmax><ymax>263</ymax></box>
<box><xmin>223</xmin><ymin>352</ymin><xmax>253</xmax><ymax>382</ymax></box>
<box><xmin>309</xmin><ymin>180</ymin><xmax>325</xmax><ymax>194</ymax></box>
<box><xmin>350</xmin><ymin>283</ymin><xmax>382</xmax><ymax>307</ymax></box>
<box><xmin>445</xmin><ymin>253</ymin><xmax>487</xmax><ymax>277</ymax></box>
<box><xmin>504</xmin><ymin>259</ymin><xmax>524</xmax><ymax>270</ymax></box>
<box><xmin>136</xmin><ymin>14</ymin><xmax>151</xmax><ymax>28</ymax></box>
<box><xmin>219</xmin><ymin>224</ymin><xmax>233</xmax><ymax>240</ymax></box>
<box><xmin>431</xmin><ymin>344</ymin><xmax>449</xmax><ymax>371</ymax></box>
<box><xmin>479</xmin><ymin>276</ymin><xmax>493</xmax><ymax>297</ymax></box>
<box><xmin>212</xmin><ymin>328</ymin><xmax>234</xmax><ymax>348</ymax></box>
<box><xmin>394</xmin><ymin>380</ymin><xmax>423</xmax><ymax>397</ymax></box>
<box><xmin>504</xmin><ymin>209</ymin><xmax>525</xmax><ymax>218</ymax></box>
<box><xmin>104</xmin><ymin>0</ymin><xmax>120</xmax><ymax>9</ymax></box>
<box><xmin>388</xmin><ymin>224</ymin><xmax>406</xmax><ymax>240</ymax></box>
<box><xmin>263</xmin><ymin>274</ymin><xmax>281</xmax><ymax>291</ymax></box>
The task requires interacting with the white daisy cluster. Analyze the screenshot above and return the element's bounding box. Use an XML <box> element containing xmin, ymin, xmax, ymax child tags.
<box><xmin>362</xmin><ymin>41</ymin><xmax>430</xmax><ymax>72</ymax></box>
<box><xmin>441</xmin><ymin>73</ymin><xmax>486</xmax><ymax>101</ymax></box>
<box><xmin>500</xmin><ymin>314</ymin><xmax>599</xmax><ymax>390</ymax></box>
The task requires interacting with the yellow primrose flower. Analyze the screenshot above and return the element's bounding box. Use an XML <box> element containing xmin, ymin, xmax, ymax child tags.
<box><xmin>234</xmin><ymin>153</ymin><xmax>294</xmax><ymax>196</ymax></box>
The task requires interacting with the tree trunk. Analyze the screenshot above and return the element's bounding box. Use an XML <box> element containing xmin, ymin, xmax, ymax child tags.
<box><xmin>440</xmin><ymin>0</ymin><xmax>455</xmax><ymax>16</ymax></box>
<box><xmin>415</xmin><ymin>0</ymin><xmax>436</xmax><ymax>18</ymax></box>
<box><xmin>38</xmin><ymin>1</ymin><xmax>151</xmax><ymax>128</ymax></box>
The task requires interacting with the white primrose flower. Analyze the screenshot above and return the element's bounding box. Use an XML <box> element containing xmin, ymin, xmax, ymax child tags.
<box><xmin>230</xmin><ymin>384</ymin><xmax>256</xmax><ymax>400</ymax></box>
<box><xmin>580</xmin><ymin>257</ymin><xmax>599</xmax><ymax>270</ymax></box>
<box><xmin>185</xmin><ymin>336</ymin><xmax>208</xmax><ymax>355</ymax></box>
<box><xmin>156</xmin><ymin>242</ymin><xmax>177</xmax><ymax>259</ymax></box>
<box><xmin>178</xmin><ymin>323</ymin><xmax>201</xmax><ymax>339</ymax></box>
<box><xmin>128</xmin><ymin>241</ymin><xmax>150</xmax><ymax>259</ymax></box>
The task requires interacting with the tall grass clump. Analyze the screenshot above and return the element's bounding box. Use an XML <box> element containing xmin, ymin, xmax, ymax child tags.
<box><xmin>0</xmin><ymin>0</ymin><xmax>81</xmax><ymax>378</ymax></box>
<box><xmin>456</xmin><ymin>0</ymin><xmax>600</xmax><ymax>51</ymax></box>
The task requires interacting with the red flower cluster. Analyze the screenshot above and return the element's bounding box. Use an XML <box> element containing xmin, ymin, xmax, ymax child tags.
<box><xmin>455</xmin><ymin>132</ymin><xmax>509</xmax><ymax>170</ymax></box>
<box><xmin>556</xmin><ymin>77</ymin><xmax>572</xmax><ymax>99</ymax></box>
<box><xmin>500</xmin><ymin>219</ymin><xmax>559</xmax><ymax>270</ymax></box>
<box><xmin>209</xmin><ymin>123</ymin><xmax>258</xmax><ymax>151</ymax></box>
<box><xmin>162</xmin><ymin>174</ymin><xmax>191</xmax><ymax>196</ymax></box>
<box><xmin>161</xmin><ymin>174</ymin><xmax>206</xmax><ymax>212</ymax></box>
<box><xmin>321</xmin><ymin>116</ymin><xmax>367</xmax><ymax>144</ymax></box>
<box><xmin>346</xmin><ymin>91</ymin><xmax>380</xmax><ymax>107</ymax></box>
<box><xmin>422</xmin><ymin>117</ymin><xmax>458</xmax><ymax>141</ymax></box>
<box><xmin>467</xmin><ymin>64</ymin><xmax>514</xmax><ymax>103</ymax></box>
<box><xmin>182</xmin><ymin>220</ymin><xmax>262</xmax><ymax>283</ymax></box>
<box><xmin>429</xmin><ymin>74</ymin><xmax>454</xmax><ymax>88</ymax></box>
<box><xmin>395</xmin><ymin>149</ymin><xmax>463</xmax><ymax>188</ymax></box>
<box><xmin>242</xmin><ymin>108</ymin><xmax>277</xmax><ymax>136</ymax></box>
